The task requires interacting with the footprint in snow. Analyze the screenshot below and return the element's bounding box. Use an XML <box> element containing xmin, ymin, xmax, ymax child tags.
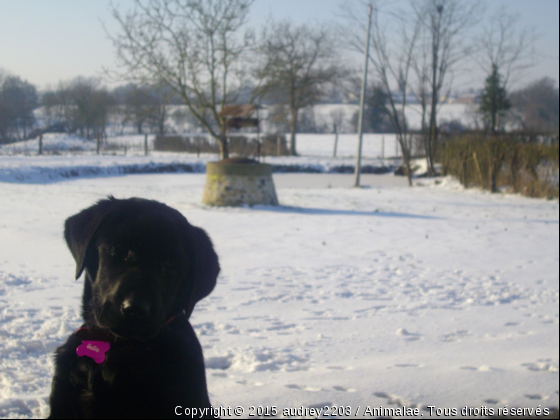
<box><xmin>522</xmin><ymin>362</ymin><xmax>558</xmax><ymax>372</ymax></box>
<box><xmin>525</xmin><ymin>394</ymin><xmax>545</xmax><ymax>400</ymax></box>
<box><xmin>327</xmin><ymin>366</ymin><xmax>353</xmax><ymax>371</ymax></box>
<box><xmin>460</xmin><ymin>365</ymin><xmax>500</xmax><ymax>372</ymax></box>
<box><xmin>396</xmin><ymin>328</ymin><xmax>423</xmax><ymax>341</ymax></box>
<box><xmin>333</xmin><ymin>386</ymin><xmax>356</xmax><ymax>393</ymax></box>
<box><xmin>441</xmin><ymin>330</ymin><xmax>470</xmax><ymax>342</ymax></box>
<box><xmin>484</xmin><ymin>399</ymin><xmax>500</xmax><ymax>405</ymax></box>
<box><xmin>285</xmin><ymin>384</ymin><xmax>322</xmax><ymax>392</ymax></box>
<box><xmin>373</xmin><ymin>392</ymin><xmax>416</xmax><ymax>407</ymax></box>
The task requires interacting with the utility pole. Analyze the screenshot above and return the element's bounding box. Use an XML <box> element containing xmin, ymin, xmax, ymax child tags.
<box><xmin>256</xmin><ymin>105</ymin><xmax>261</xmax><ymax>162</ymax></box>
<box><xmin>354</xmin><ymin>3</ymin><xmax>373</xmax><ymax>188</ymax></box>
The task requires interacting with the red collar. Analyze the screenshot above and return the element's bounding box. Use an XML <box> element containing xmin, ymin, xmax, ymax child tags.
<box><xmin>74</xmin><ymin>315</ymin><xmax>179</xmax><ymax>342</ymax></box>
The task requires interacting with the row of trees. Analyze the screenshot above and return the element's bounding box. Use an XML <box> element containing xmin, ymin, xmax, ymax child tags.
<box><xmin>42</xmin><ymin>80</ymin><xmax>180</xmax><ymax>140</ymax></box>
<box><xmin>2</xmin><ymin>70</ymin><xmax>554</xmax><ymax>145</ymax></box>
<box><xmin>106</xmin><ymin>0</ymin><xmax>552</xmax><ymax>170</ymax></box>
<box><xmin>1</xmin><ymin>0</ymin><xmax>558</xmax><ymax>164</ymax></box>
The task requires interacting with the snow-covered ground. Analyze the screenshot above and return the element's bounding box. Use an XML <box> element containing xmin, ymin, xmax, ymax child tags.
<box><xmin>0</xmin><ymin>132</ymin><xmax>405</xmax><ymax>185</ymax></box>
<box><xmin>0</xmin><ymin>163</ymin><xmax>558</xmax><ymax>418</ymax></box>
<box><xmin>0</xmin><ymin>133</ymin><xmax>402</xmax><ymax>160</ymax></box>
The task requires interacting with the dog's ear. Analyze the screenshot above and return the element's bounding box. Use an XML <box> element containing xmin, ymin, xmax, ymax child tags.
<box><xmin>184</xmin><ymin>226</ymin><xmax>220</xmax><ymax>319</ymax></box>
<box><xmin>64</xmin><ymin>198</ymin><xmax>118</xmax><ymax>280</ymax></box>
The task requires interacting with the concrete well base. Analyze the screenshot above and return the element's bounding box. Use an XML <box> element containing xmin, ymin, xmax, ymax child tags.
<box><xmin>202</xmin><ymin>158</ymin><xmax>279</xmax><ymax>207</ymax></box>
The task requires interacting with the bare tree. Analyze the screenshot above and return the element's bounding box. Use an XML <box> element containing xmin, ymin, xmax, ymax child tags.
<box><xmin>410</xmin><ymin>28</ymin><xmax>431</xmax><ymax>162</ymax></box>
<box><xmin>0</xmin><ymin>73</ymin><xmax>38</xmax><ymax>142</ymax></box>
<box><xmin>124</xmin><ymin>85</ymin><xmax>153</xmax><ymax>135</ymax></box>
<box><xmin>341</xmin><ymin>1</ymin><xmax>422</xmax><ymax>186</ymax></box>
<box><xmin>510</xmin><ymin>78</ymin><xmax>559</xmax><ymax>134</ymax></box>
<box><xmin>69</xmin><ymin>78</ymin><xmax>114</xmax><ymax>140</ymax></box>
<box><xmin>412</xmin><ymin>0</ymin><xmax>482</xmax><ymax>175</ymax></box>
<box><xmin>107</xmin><ymin>0</ymin><xmax>254</xmax><ymax>159</ymax></box>
<box><xmin>42</xmin><ymin>89</ymin><xmax>67</xmax><ymax>129</ymax></box>
<box><xmin>475</xmin><ymin>7</ymin><xmax>537</xmax><ymax>90</ymax></box>
<box><xmin>473</xmin><ymin>8</ymin><xmax>537</xmax><ymax>134</ymax></box>
<box><xmin>253</xmin><ymin>21</ymin><xmax>342</xmax><ymax>156</ymax></box>
<box><xmin>43</xmin><ymin>78</ymin><xmax>113</xmax><ymax>140</ymax></box>
<box><xmin>146</xmin><ymin>85</ymin><xmax>175</xmax><ymax>136</ymax></box>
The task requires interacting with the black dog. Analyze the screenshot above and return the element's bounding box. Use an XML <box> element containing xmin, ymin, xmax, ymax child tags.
<box><xmin>48</xmin><ymin>197</ymin><xmax>220</xmax><ymax>419</ymax></box>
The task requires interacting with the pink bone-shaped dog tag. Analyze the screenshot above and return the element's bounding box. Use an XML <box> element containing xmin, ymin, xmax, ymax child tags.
<box><xmin>76</xmin><ymin>341</ymin><xmax>111</xmax><ymax>364</ymax></box>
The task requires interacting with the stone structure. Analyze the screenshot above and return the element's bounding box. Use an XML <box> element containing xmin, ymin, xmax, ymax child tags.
<box><xmin>202</xmin><ymin>158</ymin><xmax>279</xmax><ymax>207</ymax></box>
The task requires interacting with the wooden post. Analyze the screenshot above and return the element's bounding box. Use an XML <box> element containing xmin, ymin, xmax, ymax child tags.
<box><xmin>473</xmin><ymin>152</ymin><xmax>484</xmax><ymax>187</ymax></box>
<box><xmin>38</xmin><ymin>133</ymin><xmax>43</xmax><ymax>156</ymax></box>
<box><xmin>333</xmin><ymin>124</ymin><xmax>339</xmax><ymax>158</ymax></box>
<box><xmin>277</xmin><ymin>136</ymin><xmax>281</xmax><ymax>156</ymax></box>
<box><xmin>144</xmin><ymin>134</ymin><xmax>148</xmax><ymax>156</ymax></box>
<box><xmin>96</xmin><ymin>136</ymin><xmax>100</xmax><ymax>155</ymax></box>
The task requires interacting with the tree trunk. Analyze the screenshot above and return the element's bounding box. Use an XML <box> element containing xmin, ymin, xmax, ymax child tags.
<box><xmin>218</xmin><ymin>128</ymin><xmax>229</xmax><ymax>160</ymax></box>
<box><xmin>400</xmin><ymin>136</ymin><xmax>413</xmax><ymax>187</ymax></box>
<box><xmin>491</xmin><ymin>100</ymin><xmax>497</xmax><ymax>135</ymax></box>
<box><xmin>289</xmin><ymin>108</ymin><xmax>298</xmax><ymax>156</ymax></box>
<box><xmin>428</xmin><ymin>102</ymin><xmax>438</xmax><ymax>176</ymax></box>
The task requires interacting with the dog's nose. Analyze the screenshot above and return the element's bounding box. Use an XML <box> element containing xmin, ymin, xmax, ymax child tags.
<box><xmin>121</xmin><ymin>298</ymin><xmax>151</xmax><ymax>320</ymax></box>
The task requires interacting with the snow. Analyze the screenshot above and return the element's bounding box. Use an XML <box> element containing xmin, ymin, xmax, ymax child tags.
<box><xmin>1</xmin><ymin>132</ymin><xmax>402</xmax><ymax>159</ymax></box>
<box><xmin>0</xmin><ymin>158</ymin><xmax>558</xmax><ymax>418</ymax></box>
<box><xmin>0</xmin><ymin>132</ymin><xmax>405</xmax><ymax>185</ymax></box>
<box><xmin>0</xmin><ymin>133</ymin><xmax>97</xmax><ymax>154</ymax></box>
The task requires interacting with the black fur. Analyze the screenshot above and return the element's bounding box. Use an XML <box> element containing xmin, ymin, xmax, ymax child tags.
<box><xmin>48</xmin><ymin>197</ymin><xmax>220</xmax><ymax>419</ymax></box>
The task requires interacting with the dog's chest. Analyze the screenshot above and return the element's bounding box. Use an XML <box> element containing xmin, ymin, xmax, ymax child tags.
<box><xmin>74</xmin><ymin>343</ymin><xmax>167</xmax><ymax>416</ymax></box>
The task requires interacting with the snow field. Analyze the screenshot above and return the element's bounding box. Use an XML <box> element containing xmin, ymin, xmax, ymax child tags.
<box><xmin>0</xmin><ymin>172</ymin><xmax>558</xmax><ymax>418</ymax></box>
<box><xmin>0</xmin><ymin>133</ymin><xmax>401</xmax><ymax>160</ymax></box>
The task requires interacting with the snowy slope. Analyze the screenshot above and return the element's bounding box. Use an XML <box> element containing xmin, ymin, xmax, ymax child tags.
<box><xmin>0</xmin><ymin>168</ymin><xmax>558</xmax><ymax>418</ymax></box>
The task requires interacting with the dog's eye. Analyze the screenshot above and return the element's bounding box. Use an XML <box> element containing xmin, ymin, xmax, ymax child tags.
<box><xmin>110</xmin><ymin>246</ymin><xmax>127</xmax><ymax>259</ymax></box>
<box><xmin>110</xmin><ymin>246</ymin><xmax>119</xmax><ymax>257</ymax></box>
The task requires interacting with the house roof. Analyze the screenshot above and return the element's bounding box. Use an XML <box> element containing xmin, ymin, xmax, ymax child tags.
<box><xmin>219</xmin><ymin>104</ymin><xmax>258</xmax><ymax>119</ymax></box>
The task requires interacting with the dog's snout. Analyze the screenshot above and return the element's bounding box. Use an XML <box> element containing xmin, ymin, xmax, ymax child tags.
<box><xmin>121</xmin><ymin>297</ymin><xmax>151</xmax><ymax>320</ymax></box>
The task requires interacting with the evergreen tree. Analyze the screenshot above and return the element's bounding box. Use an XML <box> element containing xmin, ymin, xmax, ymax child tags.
<box><xmin>366</xmin><ymin>84</ymin><xmax>393</xmax><ymax>133</ymax></box>
<box><xmin>480</xmin><ymin>64</ymin><xmax>511</xmax><ymax>134</ymax></box>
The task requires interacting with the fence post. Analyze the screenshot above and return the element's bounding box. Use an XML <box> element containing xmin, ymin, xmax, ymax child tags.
<box><xmin>96</xmin><ymin>136</ymin><xmax>100</xmax><ymax>155</ymax></box>
<box><xmin>333</xmin><ymin>124</ymin><xmax>339</xmax><ymax>158</ymax></box>
<box><xmin>38</xmin><ymin>133</ymin><xmax>43</xmax><ymax>156</ymax></box>
<box><xmin>144</xmin><ymin>134</ymin><xmax>149</xmax><ymax>156</ymax></box>
<box><xmin>472</xmin><ymin>152</ymin><xmax>484</xmax><ymax>187</ymax></box>
<box><xmin>277</xmin><ymin>136</ymin><xmax>281</xmax><ymax>156</ymax></box>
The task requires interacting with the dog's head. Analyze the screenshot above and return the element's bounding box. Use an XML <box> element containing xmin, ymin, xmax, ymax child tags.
<box><xmin>64</xmin><ymin>197</ymin><xmax>219</xmax><ymax>340</ymax></box>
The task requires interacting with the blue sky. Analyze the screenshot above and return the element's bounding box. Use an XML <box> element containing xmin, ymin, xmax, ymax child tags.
<box><xmin>0</xmin><ymin>0</ymin><xmax>558</xmax><ymax>91</ymax></box>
